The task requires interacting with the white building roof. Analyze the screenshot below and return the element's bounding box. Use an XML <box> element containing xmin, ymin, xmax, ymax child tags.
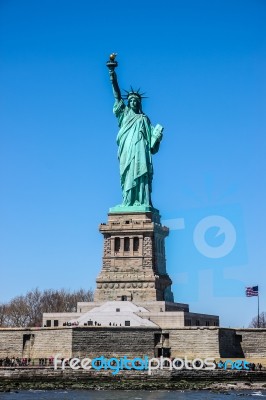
<box><xmin>68</xmin><ymin>301</ymin><xmax>157</xmax><ymax>328</ymax></box>
<box><xmin>88</xmin><ymin>301</ymin><xmax>149</xmax><ymax>313</ymax></box>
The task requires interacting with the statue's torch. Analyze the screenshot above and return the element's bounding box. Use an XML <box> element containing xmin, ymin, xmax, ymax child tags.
<box><xmin>106</xmin><ymin>53</ymin><xmax>118</xmax><ymax>71</ymax></box>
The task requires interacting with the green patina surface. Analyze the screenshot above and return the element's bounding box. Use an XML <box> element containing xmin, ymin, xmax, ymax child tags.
<box><xmin>109</xmin><ymin>204</ymin><xmax>155</xmax><ymax>213</ymax></box>
<box><xmin>107</xmin><ymin>56</ymin><xmax>163</xmax><ymax>212</ymax></box>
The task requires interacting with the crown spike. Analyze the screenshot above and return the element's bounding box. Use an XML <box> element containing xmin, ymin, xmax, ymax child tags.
<box><xmin>122</xmin><ymin>86</ymin><xmax>148</xmax><ymax>101</ymax></box>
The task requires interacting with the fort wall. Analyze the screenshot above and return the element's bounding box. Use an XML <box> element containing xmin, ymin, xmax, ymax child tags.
<box><xmin>0</xmin><ymin>327</ymin><xmax>265</xmax><ymax>361</ymax></box>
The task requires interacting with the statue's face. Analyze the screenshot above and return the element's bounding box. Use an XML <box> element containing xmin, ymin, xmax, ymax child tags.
<box><xmin>128</xmin><ymin>97</ymin><xmax>140</xmax><ymax>112</ymax></box>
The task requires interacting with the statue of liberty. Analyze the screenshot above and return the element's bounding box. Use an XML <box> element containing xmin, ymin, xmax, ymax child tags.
<box><xmin>107</xmin><ymin>54</ymin><xmax>164</xmax><ymax>212</ymax></box>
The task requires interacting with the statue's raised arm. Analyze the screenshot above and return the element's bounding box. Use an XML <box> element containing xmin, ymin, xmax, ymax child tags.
<box><xmin>107</xmin><ymin>53</ymin><xmax>121</xmax><ymax>101</ymax></box>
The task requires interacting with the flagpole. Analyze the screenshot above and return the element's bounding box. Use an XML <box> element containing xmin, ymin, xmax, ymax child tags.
<box><xmin>258</xmin><ymin>286</ymin><xmax>260</xmax><ymax>328</ymax></box>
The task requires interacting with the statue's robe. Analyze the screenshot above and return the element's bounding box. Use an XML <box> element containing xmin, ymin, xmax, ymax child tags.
<box><xmin>114</xmin><ymin>99</ymin><xmax>162</xmax><ymax>206</ymax></box>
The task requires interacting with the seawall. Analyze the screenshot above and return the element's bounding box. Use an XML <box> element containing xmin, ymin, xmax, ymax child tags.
<box><xmin>0</xmin><ymin>367</ymin><xmax>266</xmax><ymax>391</ymax></box>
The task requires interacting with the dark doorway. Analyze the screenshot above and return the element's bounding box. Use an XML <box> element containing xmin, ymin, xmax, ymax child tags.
<box><xmin>156</xmin><ymin>347</ymin><xmax>171</xmax><ymax>358</ymax></box>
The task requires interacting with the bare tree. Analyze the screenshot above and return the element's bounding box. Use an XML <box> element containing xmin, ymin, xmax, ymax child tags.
<box><xmin>0</xmin><ymin>287</ymin><xmax>93</xmax><ymax>328</ymax></box>
<box><xmin>0</xmin><ymin>304</ymin><xmax>8</xmax><ymax>327</ymax></box>
<box><xmin>5</xmin><ymin>296</ymin><xmax>30</xmax><ymax>327</ymax></box>
<box><xmin>65</xmin><ymin>288</ymin><xmax>94</xmax><ymax>312</ymax></box>
<box><xmin>25</xmin><ymin>288</ymin><xmax>44</xmax><ymax>327</ymax></box>
<box><xmin>41</xmin><ymin>289</ymin><xmax>68</xmax><ymax>314</ymax></box>
<box><xmin>249</xmin><ymin>312</ymin><xmax>266</xmax><ymax>328</ymax></box>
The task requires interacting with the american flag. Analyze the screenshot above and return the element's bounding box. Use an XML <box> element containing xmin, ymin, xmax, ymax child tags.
<box><xmin>245</xmin><ymin>286</ymin><xmax>259</xmax><ymax>297</ymax></box>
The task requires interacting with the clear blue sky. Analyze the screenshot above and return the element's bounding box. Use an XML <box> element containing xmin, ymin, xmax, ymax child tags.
<box><xmin>0</xmin><ymin>0</ymin><xmax>265</xmax><ymax>328</ymax></box>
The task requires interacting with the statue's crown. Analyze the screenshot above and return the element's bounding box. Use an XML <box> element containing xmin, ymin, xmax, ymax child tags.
<box><xmin>122</xmin><ymin>87</ymin><xmax>147</xmax><ymax>101</ymax></box>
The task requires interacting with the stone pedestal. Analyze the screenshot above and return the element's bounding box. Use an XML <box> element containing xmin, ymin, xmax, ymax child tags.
<box><xmin>94</xmin><ymin>211</ymin><xmax>174</xmax><ymax>303</ymax></box>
